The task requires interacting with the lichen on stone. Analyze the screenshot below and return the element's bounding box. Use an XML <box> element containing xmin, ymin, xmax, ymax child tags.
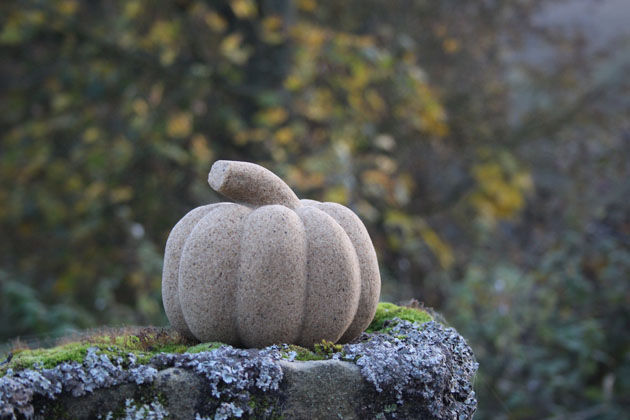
<box><xmin>0</xmin><ymin>347</ymin><xmax>157</xmax><ymax>420</ymax></box>
<box><xmin>99</xmin><ymin>397</ymin><xmax>169</xmax><ymax>420</ymax></box>
<box><xmin>151</xmin><ymin>345</ymin><xmax>283</xmax><ymax>419</ymax></box>
<box><xmin>339</xmin><ymin>320</ymin><xmax>478</xmax><ymax>419</ymax></box>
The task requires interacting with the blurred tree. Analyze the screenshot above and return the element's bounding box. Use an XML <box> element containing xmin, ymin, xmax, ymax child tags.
<box><xmin>1</xmin><ymin>0</ymin><xmax>629</xmax><ymax>418</ymax></box>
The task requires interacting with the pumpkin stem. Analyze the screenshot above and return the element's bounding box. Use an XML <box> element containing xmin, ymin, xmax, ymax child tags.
<box><xmin>209</xmin><ymin>160</ymin><xmax>301</xmax><ymax>209</ymax></box>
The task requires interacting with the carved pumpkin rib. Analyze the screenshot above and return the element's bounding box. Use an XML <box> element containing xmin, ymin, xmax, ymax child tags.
<box><xmin>236</xmin><ymin>205</ymin><xmax>308</xmax><ymax>348</ymax></box>
<box><xmin>162</xmin><ymin>203</ymin><xmax>222</xmax><ymax>339</ymax></box>
<box><xmin>311</xmin><ymin>202</ymin><xmax>382</xmax><ymax>343</ymax></box>
<box><xmin>295</xmin><ymin>206</ymin><xmax>361</xmax><ymax>348</ymax></box>
<box><xmin>179</xmin><ymin>203</ymin><xmax>251</xmax><ymax>345</ymax></box>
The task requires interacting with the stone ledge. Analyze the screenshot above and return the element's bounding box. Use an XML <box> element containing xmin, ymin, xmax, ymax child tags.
<box><xmin>1</xmin><ymin>318</ymin><xmax>477</xmax><ymax>420</ymax></box>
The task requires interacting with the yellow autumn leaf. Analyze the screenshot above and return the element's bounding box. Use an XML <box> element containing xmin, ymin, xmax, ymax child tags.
<box><xmin>434</xmin><ymin>24</ymin><xmax>447</xmax><ymax>37</ymax></box>
<box><xmin>291</xmin><ymin>23</ymin><xmax>327</xmax><ymax>51</ymax></box>
<box><xmin>124</xmin><ymin>0</ymin><xmax>142</xmax><ymax>19</ymax></box>
<box><xmin>159</xmin><ymin>47</ymin><xmax>178</xmax><ymax>66</ymax></box>
<box><xmin>220</xmin><ymin>33</ymin><xmax>251</xmax><ymax>64</ymax></box>
<box><xmin>230</xmin><ymin>0</ymin><xmax>257</xmax><ymax>19</ymax></box>
<box><xmin>303</xmin><ymin>88</ymin><xmax>334</xmax><ymax>121</ymax></box>
<box><xmin>284</xmin><ymin>74</ymin><xmax>303</xmax><ymax>91</ymax></box>
<box><xmin>349</xmin><ymin>62</ymin><xmax>369</xmax><ymax>89</ymax></box>
<box><xmin>129</xmin><ymin>271</ymin><xmax>145</xmax><ymax>288</ymax></box>
<box><xmin>262</xmin><ymin>15</ymin><xmax>285</xmax><ymax>44</ymax></box>
<box><xmin>65</xmin><ymin>174</ymin><xmax>82</xmax><ymax>192</ymax></box>
<box><xmin>204</xmin><ymin>11</ymin><xmax>227</xmax><ymax>32</ymax></box>
<box><xmin>110</xmin><ymin>186</ymin><xmax>134</xmax><ymax>203</ymax></box>
<box><xmin>287</xmin><ymin>167</ymin><xmax>325</xmax><ymax>190</ymax></box>
<box><xmin>57</xmin><ymin>0</ymin><xmax>78</xmax><ymax>16</ymax></box>
<box><xmin>273</xmin><ymin>127</ymin><xmax>294</xmax><ymax>145</ymax></box>
<box><xmin>297</xmin><ymin>0</ymin><xmax>317</xmax><ymax>12</ymax></box>
<box><xmin>132</xmin><ymin>99</ymin><xmax>149</xmax><ymax>117</ymax></box>
<box><xmin>147</xmin><ymin>20</ymin><xmax>178</xmax><ymax>47</ymax></box>
<box><xmin>234</xmin><ymin>128</ymin><xmax>268</xmax><ymax>145</ymax></box>
<box><xmin>365</xmin><ymin>89</ymin><xmax>386</xmax><ymax>115</ymax></box>
<box><xmin>167</xmin><ymin>112</ymin><xmax>193</xmax><ymax>138</ymax></box>
<box><xmin>190</xmin><ymin>134</ymin><xmax>214</xmax><ymax>164</ymax></box>
<box><xmin>470</xmin><ymin>161</ymin><xmax>531</xmax><ymax>221</ymax></box>
<box><xmin>473</xmin><ymin>162</ymin><xmax>503</xmax><ymax>182</ymax></box>
<box><xmin>348</xmin><ymin>92</ymin><xmax>363</xmax><ymax>113</ymax></box>
<box><xmin>417</xmin><ymin>220</ymin><xmax>454</xmax><ymax>269</ymax></box>
<box><xmin>82</xmin><ymin>127</ymin><xmax>100</xmax><ymax>143</ymax></box>
<box><xmin>384</xmin><ymin>210</ymin><xmax>414</xmax><ymax>236</ymax></box>
<box><xmin>442</xmin><ymin>38</ymin><xmax>460</xmax><ymax>54</ymax></box>
<box><xmin>0</xmin><ymin>15</ymin><xmax>24</xmax><ymax>45</ymax></box>
<box><xmin>514</xmin><ymin>171</ymin><xmax>534</xmax><ymax>191</ymax></box>
<box><xmin>362</xmin><ymin>169</ymin><xmax>392</xmax><ymax>189</ymax></box>
<box><xmin>26</xmin><ymin>10</ymin><xmax>46</xmax><ymax>25</ymax></box>
<box><xmin>324</xmin><ymin>185</ymin><xmax>349</xmax><ymax>205</ymax></box>
<box><xmin>85</xmin><ymin>182</ymin><xmax>106</xmax><ymax>200</ymax></box>
<box><xmin>256</xmin><ymin>106</ymin><xmax>289</xmax><ymax>126</ymax></box>
<box><xmin>263</xmin><ymin>16</ymin><xmax>283</xmax><ymax>32</ymax></box>
<box><xmin>52</xmin><ymin>93</ymin><xmax>72</xmax><ymax>111</ymax></box>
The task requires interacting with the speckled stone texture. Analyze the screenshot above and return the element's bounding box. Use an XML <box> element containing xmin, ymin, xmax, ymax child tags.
<box><xmin>162</xmin><ymin>160</ymin><xmax>381</xmax><ymax>348</ymax></box>
<box><xmin>0</xmin><ymin>318</ymin><xmax>478</xmax><ymax>420</ymax></box>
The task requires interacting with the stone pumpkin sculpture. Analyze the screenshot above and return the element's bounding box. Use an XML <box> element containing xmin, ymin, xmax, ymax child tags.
<box><xmin>162</xmin><ymin>160</ymin><xmax>381</xmax><ymax>348</ymax></box>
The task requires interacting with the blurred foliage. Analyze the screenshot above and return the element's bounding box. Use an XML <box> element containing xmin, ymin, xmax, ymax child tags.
<box><xmin>1</xmin><ymin>0</ymin><xmax>629</xmax><ymax>418</ymax></box>
<box><xmin>447</xmin><ymin>209</ymin><xmax>630</xmax><ymax>418</ymax></box>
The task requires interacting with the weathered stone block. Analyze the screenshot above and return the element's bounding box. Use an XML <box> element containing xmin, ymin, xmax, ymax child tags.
<box><xmin>0</xmin><ymin>309</ymin><xmax>478</xmax><ymax>420</ymax></box>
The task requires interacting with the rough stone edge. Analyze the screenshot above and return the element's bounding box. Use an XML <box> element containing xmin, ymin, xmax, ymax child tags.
<box><xmin>0</xmin><ymin>319</ymin><xmax>478</xmax><ymax>420</ymax></box>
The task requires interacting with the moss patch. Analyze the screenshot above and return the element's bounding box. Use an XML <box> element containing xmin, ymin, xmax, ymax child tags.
<box><xmin>366</xmin><ymin>302</ymin><xmax>432</xmax><ymax>333</ymax></box>
<box><xmin>0</xmin><ymin>327</ymin><xmax>194</xmax><ymax>376</ymax></box>
<box><xmin>4</xmin><ymin>341</ymin><xmax>95</xmax><ymax>371</ymax></box>
<box><xmin>186</xmin><ymin>342</ymin><xmax>224</xmax><ymax>354</ymax></box>
<box><xmin>279</xmin><ymin>344</ymin><xmax>326</xmax><ymax>362</ymax></box>
<box><xmin>1</xmin><ymin>302</ymin><xmax>432</xmax><ymax>376</ymax></box>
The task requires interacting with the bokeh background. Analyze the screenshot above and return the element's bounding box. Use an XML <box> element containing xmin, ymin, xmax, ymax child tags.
<box><xmin>1</xmin><ymin>0</ymin><xmax>629</xmax><ymax>418</ymax></box>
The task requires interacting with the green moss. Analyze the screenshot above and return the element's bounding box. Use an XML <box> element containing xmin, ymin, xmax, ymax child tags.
<box><xmin>186</xmin><ymin>342</ymin><xmax>224</xmax><ymax>354</ymax></box>
<box><xmin>4</xmin><ymin>342</ymin><xmax>94</xmax><ymax>371</ymax></box>
<box><xmin>0</xmin><ymin>327</ymin><xmax>199</xmax><ymax>376</ymax></box>
<box><xmin>0</xmin><ymin>303</ymin><xmax>432</xmax><ymax>376</ymax></box>
<box><xmin>246</xmin><ymin>393</ymin><xmax>283</xmax><ymax>420</ymax></box>
<box><xmin>366</xmin><ymin>302</ymin><xmax>432</xmax><ymax>333</ymax></box>
<box><xmin>281</xmin><ymin>344</ymin><xmax>327</xmax><ymax>361</ymax></box>
<box><xmin>0</xmin><ymin>342</ymin><xmax>147</xmax><ymax>375</ymax></box>
<box><xmin>313</xmin><ymin>340</ymin><xmax>343</xmax><ymax>357</ymax></box>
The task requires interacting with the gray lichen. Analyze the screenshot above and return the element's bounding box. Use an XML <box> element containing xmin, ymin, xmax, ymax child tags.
<box><xmin>0</xmin><ymin>347</ymin><xmax>157</xmax><ymax>420</ymax></box>
<box><xmin>150</xmin><ymin>346</ymin><xmax>283</xmax><ymax>419</ymax></box>
<box><xmin>338</xmin><ymin>320</ymin><xmax>478</xmax><ymax>419</ymax></box>
<box><xmin>99</xmin><ymin>398</ymin><xmax>169</xmax><ymax>420</ymax></box>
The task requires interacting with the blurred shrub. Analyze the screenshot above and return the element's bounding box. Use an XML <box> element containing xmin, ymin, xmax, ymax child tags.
<box><xmin>447</xmin><ymin>212</ymin><xmax>630</xmax><ymax>418</ymax></box>
<box><xmin>0</xmin><ymin>271</ymin><xmax>93</xmax><ymax>347</ymax></box>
